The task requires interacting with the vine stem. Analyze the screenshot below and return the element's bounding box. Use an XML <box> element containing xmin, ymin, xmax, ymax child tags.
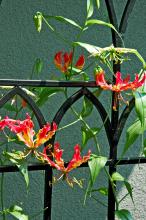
<box><xmin>0</xmin><ymin>158</ymin><xmax>6</xmax><ymax>220</ymax></box>
<box><xmin>57</xmin><ymin>118</ymin><xmax>81</xmax><ymax>131</ymax></box>
<box><xmin>42</xmin><ymin>16</ymin><xmax>71</xmax><ymax>46</ymax></box>
<box><xmin>64</xmin><ymin>88</ymin><xmax>101</xmax><ymax>154</ymax></box>
<box><xmin>104</xmin><ymin>167</ymin><xmax>119</xmax><ymax>210</ymax></box>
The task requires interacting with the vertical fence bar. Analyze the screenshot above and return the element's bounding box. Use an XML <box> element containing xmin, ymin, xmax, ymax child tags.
<box><xmin>104</xmin><ymin>0</ymin><xmax>121</xmax><ymax>219</ymax></box>
<box><xmin>105</xmin><ymin>0</ymin><xmax>136</xmax><ymax>219</ymax></box>
<box><xmin>108</xmin><ymin>64</ymin><xmax>120</xmax><ymax>220</ymax></box>
<box><xmin>43</xmin><ymin>167</ymin><xmax>52</xmax><ymax>220</ymax></box>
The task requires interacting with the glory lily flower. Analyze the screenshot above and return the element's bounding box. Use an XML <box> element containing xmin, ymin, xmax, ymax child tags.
<box><xmin>0</xmin><ymin>114</ymin><xmax>57</xmax><ymax>149</ymax></box>
<box><xmin>95</xmin><ymin>71</ymin><xmax>146</xmax><ymax>110</ymax></box>
<box><xmin>54</xmin><ymin>51</ymin><xmax>85</xmax><ymax>74</ymax></box>
<box><xmin>95</xmin><ymin>71</ymin><xmax>146</xmax><ymax>92</ymax></box>
<box><xmin>42</xmin><ymin>142</ymin><xmax>91</xmax><ymax>185</ymax></box>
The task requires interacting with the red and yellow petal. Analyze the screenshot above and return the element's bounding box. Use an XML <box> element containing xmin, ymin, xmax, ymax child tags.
<box><xmin>43</xmin><ymin>146</ymin><xmax>62</xmax><ymax>170</ymax></box>
<box><xmin>66</xmin><ymin>144</ymin><xmax>91</xmax><ymax>172</ymax></box>
<box><xmin>35</xmin><ymin>122</ymin><xmax>57</xmax><ymax>148</ymax></box>
<box><xmin>75</xmin><ymin>55</ymin><xmax>85</xmax><ymax>69</ymax></box>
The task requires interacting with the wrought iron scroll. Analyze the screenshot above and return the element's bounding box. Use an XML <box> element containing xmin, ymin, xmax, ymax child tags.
<box><xmin>0</xmin><ymin>0</ymin><xmax>145</xmax><ymax>220</ymax></box>
<box><xmin>0</xmin><ymin>80</ymin><xmax>146</xmax><ymax>220</ymax></box>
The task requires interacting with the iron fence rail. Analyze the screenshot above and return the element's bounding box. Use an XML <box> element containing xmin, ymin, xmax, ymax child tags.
<box><xmin>0</xmin><ymin>0</ymin><xmax>139</xmax><ymax>219</ymax></box>
<box><xmin>1</xmin><ymin>157</ymin><xmax>146</xmax><ymax>173</ymax></box>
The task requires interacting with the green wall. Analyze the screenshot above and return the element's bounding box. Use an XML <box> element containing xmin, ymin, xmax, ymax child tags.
<box><xmin>0</xmin><ymin>1</ymin><xmax>146</xmax><ymax>219</ymax></box>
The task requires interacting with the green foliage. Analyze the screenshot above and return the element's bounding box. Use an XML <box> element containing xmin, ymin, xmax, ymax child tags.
<box><xmin>96</xmin><ymin>0</ymin><xmax>100</xmax><ymax>9</ymax></box>
<box><xmin>4</xmin><ymin>151</ymin><xmax>29</xmax><ymax>188</ymax></box>
<box><xmin>34</xmin><ymin>12</ymin><xmax>42</xmax><ymax>32</ymax></box>
<box><xmin>123</xmin><ymin>118</ymin><xmax>146</xmax><ymax>156</ymax></box>
<box><xmin>115</xmin><ymin>209</ymin><xmax>133</xmax><ymax>220</ymax></box>
<box><xmin>85</xmin><ymin>19</ymin><xmax>121</xmax><ymax>40</ymax></box>
<box><xmin>134</xmin><ymin>91</ymin><xmax>146</xmax><ymax>127</ymax></box>
<box><xmin>81</xmin><ymin>97</ymin><xmax>93</xmax><ymax>118</ymax></box>
<box><xmin>111</xmin><ymin>172</ymin><xmax>125</xmax><ymax>182</ymax></box>
<box><xmin>89</xmin><ymin>155</ymin><xmax>107</xmax><ymax>188</ymax></box>
<box><xmin>33</xmin><ymin>58</ymin><xmax>43</xmax><ymax>75</ymax></box>
<box><xmin>43</xmin><ymin>15</ymin><xmax>82</xmax><ymax>29</ymax></box>
<box><xmin>81</xmin><ymin>126</ymin><xmax>99</xmax><ymax>147</ymax></box>
<box><xmin>90</xmin><ymin>187</ymin><xmax>108</xmax><ymax>196</ymax></box>
<box><xmin>87</xmin><ymin>0</ymin><xmax>94</xmax><ymax>18</ymax></box>
<box><xmin>74</xmin><ymin>42</ymin><xmax>100</xmax><ymax>54</ymax></box>
<box><xmin>111</xmin><ymin>172</ymin><xmax>134</xmax><ymax>204</ymax></box>
<box><xmin>8</xmin><ymin>205</ymin><xmax>28</xmax><ymax>220</ymax></box>
<box><xmin>36</xmin><ymin>87</ymin><xmax>64</xmax><ymax>107</ymax></box>
<box><xmin>3</xmin><ymin>103</ymin><xmax>17</xmax><ymax>112</ymax></box>
<box><xmin>0</xmin><ymin>205</ymin><xmax>28</xmax><ymax>220</ymax></box>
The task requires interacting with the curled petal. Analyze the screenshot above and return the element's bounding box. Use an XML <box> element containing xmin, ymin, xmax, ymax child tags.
<box><xmin>42</xmin><ymin>143</ymin><xmax>91</xmax><ymax>174</ymax></box>
<box><xmin>43</xmin><ymin>146</ymin><xmax>61</xmax><ymax>170</ymax></box>
<box><xmin>0</xmin><ymin>117</ymin><xmax>16</xmax><ymax>130</ymax></box>
<box><xmin>96</xmin><ymin>71</ymin><xmax>146</xmax><ymax>92</ymax></box>
<box><xmin>54</xmin><ymin>51</ymin><xmax>62</xmax><ymax>70</ymax></box>
<box><xmin>95</xmin><ymin>72</ymin><xmax>112</xmax><ymax>90</ymax></box>
<box><xmin>123</xmin><ymin>74</ymin><xmax>130</xmax><ymax>84</ymax></box>
<box><xmin>54</xmin><ymin>51</ymin><xmax>73</xmax><ymax>73</ymax></box>
<box><xmin>115</xmin><ymin>72</ymin><xmax>124</xmax><ymax>84</ymax></box>
<box><xmin>130</xmin><ymin>73</ymin><xmax>146</xmax><ymax>89</ymax></box>
<box><xmin>75</xmin><ymin>55</ymin><xmax>85</xmax><ymax>69</ymax></box>
<box><xmin>63</xmin><ymin>52</ymin><xmax>73</xmax><ymax>72</ymax></box>
<box><xmin>35</xmin><ymin>122</ymin><xmax>57</xmax><ymax>148</ymax></box>
<box><xmin>54</xmin><ymin>51</ymin><xmax>85</xmax><ymax>74</ymax></box>
<box><xmin>54</xmin><ymin>142</ymin><xmax>65</xmax><ymax>170</ymax></box>
<box><xmin>66</xmin><ymin>144</ymin><xmax>91</xmax><ymax>172</ymax></box>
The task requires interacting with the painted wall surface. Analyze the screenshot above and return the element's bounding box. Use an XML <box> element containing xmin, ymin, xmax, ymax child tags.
<box><xmin>0</xmin><ymin>1</ymin><xmax>146</xmax><ymax>220</ymax></box>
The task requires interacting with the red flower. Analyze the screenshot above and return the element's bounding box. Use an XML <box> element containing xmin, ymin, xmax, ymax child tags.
<box><xmin>43</xmin><ymin>143</ymin><xmax>91</xmax><ymax>173</ymax></box>
<box><xmin>54</xmin><ymin>51</ymin><xmax>85</xmax><ymax>74</ymax></box>
<box><xmin>95</xmin><ymin>71</ymin><xmax>146</xmax><ymax>92</ymax></box>
<box><xmin>75</xmin><ymin>55</ymin><xmax>85</xmax><ymax>70</ymax></box>
<box><xmin>95</xmin><ymin>71</ymin><xmax>146</xmax><ymax>110</ymax></box>
<box><xmin>0</xmin><ymin>114</ymin><xmax>57</xmax><ymax>149</ymax></box>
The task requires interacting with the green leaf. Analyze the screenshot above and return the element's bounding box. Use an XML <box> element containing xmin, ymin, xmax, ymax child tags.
<box><xmin>85</xmin><ymin>19</ymin><xmax>121</xmax><ymax>40</ymax></box>
<box><xmin>87</xmin><ymin>0</ymin><xmax>94</xmax><ymax>18</ymax></box>
<box><xmin>34</xmin><ymin>12</ymin><xmax>42</xmax><ymax>32</ymax></box>
<box><xmin>111</xmin><ymin>172</ymin><xmax>125</xmax><ymax>182</ymax></box>
<box><xmin>111</xmin><ymin>172</ymin><xmax>134</xmax><ymax>205</ymax></box>
<box><xmin>17</xmin><ymin>160</ymin><xmax>29</xmax><ymax>188</ymax></box>
<box><xmin>5</xmin><ymin>152</ymin><xmax>29</xmax><ymax>187</ymax></box>
<box><xmin>96</xmin><ymin>0</ymin><xmax>100</xmax><ymax>9</ymax></box>
<box><xmin>91</xmin><ymin>187</ymin><xmax>108</xmax><ymax>196</ymax></box>
<box><xmin>81</xmin><ymin>97</ymin><xmax>93</xmax><ymax>118</ymax></box>
<box><xmin>88</xmin><ymin>155</ymin><xmax>107</xmax><ymax>187</ymax></box>
<box><xmin>123</xmin><ymin>118</ymin><xmax>146</xmax><ymax>156</ymax></box>
<box><xmin>4</xmin><ymin>151</ymin><xmax>22</xmax><ymax>160</ymax></box>
<box><xmin>143</xmin><ymin>138</ymin><xmax>146</xmax><ymax>156</ymax></box>
<box><xmin>81</xmin><ymin>126</ymin><xmax>99</xmax><ymax>147</ymax></box>
<box><xmin>97</xmin><ymin>187</ymin><xmax>108</xmax><ymax>196</ymax></box>
<box><xmin>82</xmin><ymin>72</ymin><xmax>90</xmax><ymax>81</ymax></box>
<box><xmin>3</xmin><ymin>103</ymin><xmax>17</xmax><ymax>112</ymax></box>
<box><xmin>44</xmin><ymin>15</ymin><xmax>82</xmax><ymax>29</ymax></box>
<box><xmin>36</xmin><ymin>88</ymin><xmax>63</xmax><ymax>106</ymax></box>
<box><xmin>9</xmin><ymin>205</ymin><xmax>28</xmax><ymax>220</ymax></box>
<box><xmin>74</xmin><ymin>42</ymin><xmax>100</xmax><ymax>54</ymax></box>
<box><xmin>134</xmin><ymin>91</ymin><xmax>146</xmax><ymax>127</ymax></box>
<box><xmin>115</xmin><ymin>209</ymin><xmax>133</xmax><ymax>220</ymax></box>
<box><xmin>34</xmin><ymin>58</ymin><xmax>43</xmax><ymax>75</ymax></box>
<box><xmin>124</xmin><ymin>181</ymin><xmax>134</xmax><ymax>204</ymax></box>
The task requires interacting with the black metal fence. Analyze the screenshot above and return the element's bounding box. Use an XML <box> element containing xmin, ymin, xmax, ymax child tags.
<box><xmin>0</xmin><ymin>0</ymin><xmax>145</xmax><ymax>219</ymax></box>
